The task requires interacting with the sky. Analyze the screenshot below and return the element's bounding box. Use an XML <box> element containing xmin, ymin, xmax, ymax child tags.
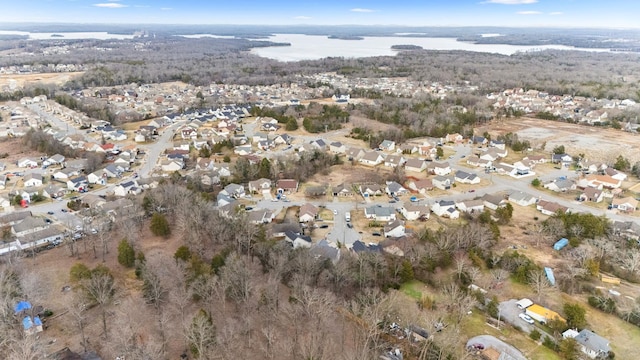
<box><xmin>1</xmin><ymin>0</ymin><xmax>639</xmax><ymax>29</ymax></box>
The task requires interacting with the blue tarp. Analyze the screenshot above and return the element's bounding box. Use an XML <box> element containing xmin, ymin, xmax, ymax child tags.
<box><xmin>553</xmin><ymin>238</ymin><xmax>569</xmax><ymax>251</ymax></box>
<box><xmin>14</xmin><ymin>301</ymin><xmax>31</xmax><ymax>314</ymax></box>
<box><xmin>33</xmin><ymin>316</ymin><xmax>42</xmax><ymax>326</ymax></box>
<box><xmin>544</xmin><ymin>267</ymin><xmax>556</xmax><ymax>286</ymax></box>
<box><xmin>22</xmin><ymin>316</ymin><xmax>33</xmax><ymax>330</ymax></box>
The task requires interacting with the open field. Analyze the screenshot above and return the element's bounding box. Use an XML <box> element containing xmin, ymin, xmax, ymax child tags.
<box><xmin>0</xmin><ymin>72</ymin><xmax>84</xmax><ymax>88</ymax></box>
<box><xmin>479</xmin><ymin>117</ymin><xmax>640</xmax><ymax>164</ymax></box>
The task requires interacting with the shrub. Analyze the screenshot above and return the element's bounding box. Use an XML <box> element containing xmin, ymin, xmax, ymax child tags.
<box><xmin>117</xmin><ymin>239</ymin><xmax>136</xmax><ymax>268</ymax></box>
<box><xmin>542</xmin><ymin>336</ymin><xmax>558</xmax><ymax>351</ymax></box>
<box><xmin>530</xmin><ymin>329</ymin><xmax>542</xmax><ymax>341</ymax></box>
<box><xmin>70</xmin><ymin>263</ymin><xmax>91</xmax><ymax>282</ymax></box>
<box><xmin>174</xmin><ymin>245</ymin><xmax>192</xmax><ymax>262</ymax></box>
<box><xmin>150</xmin><ymin>212</ymin><xmax>171</xmax><ymax>237</ymax></box>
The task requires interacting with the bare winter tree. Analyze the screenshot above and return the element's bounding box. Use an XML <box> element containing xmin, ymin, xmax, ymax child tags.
<box><xmin>83</xmin><ymin>271</ymin><xmax>115</xmax><ymax>338</ymax></box>
<box><xmin>184</xmin><ymin>310</ymin><xmax>216</xmax><ymax>360</ymax></box>
<box><xmin>7</xmin><ymin>333</ymin><xmax>46</xmax><ymax>360</ymax></box>
<box><xmin>528</xmin><ymin>269</ymin><xmax>552</xmax><ymax>303</ymax></box>
<box><xmin>621</xmin><ymin>248</ymin><xmax>640</xmax><ymax>276</ymax></box>
<box><xmin>66</xmin><ymin>293</ymin><xmax>90</xmax><ymax>353</ymax></box>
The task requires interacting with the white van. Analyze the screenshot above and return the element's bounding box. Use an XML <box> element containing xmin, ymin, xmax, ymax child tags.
<box><xmin>345</xmin><ymin>212</ymin><xmax>351</xmax><ymax>222</ymax></box>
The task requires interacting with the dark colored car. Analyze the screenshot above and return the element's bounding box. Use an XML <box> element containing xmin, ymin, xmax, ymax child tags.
<box><xmin>47</xmin><ymin>211</ymin><xmax>54</xmax><ymax>215</ymax></box>
<box><xmin>372</xmin><ymin>232</ymin><xmax>381</xmax><ymax>236</ymax></box>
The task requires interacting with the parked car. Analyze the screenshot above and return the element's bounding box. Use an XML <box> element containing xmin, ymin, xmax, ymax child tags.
<box><xmin>61</xmin><ymin>209</ymin><xmax>68</xmax><ymax>213</ymax></box>
<box><xmin>47</xmin><ymin>211</ymin><xmax>54</xmax><ymax>215</ymax></box>
<box><xmin>333</xmin><ymin>210</ymin><xmax>338</xmax><ymax>215</ymax></box>
<box><xmin>518</xmin><ymin>313</ymin><xmax>535</xmax><ymax>324</ymax></box>
<box><xmin>372</xmin><ymin>232</ymin><xmax>381</xmax><ymax>236</ymax></box>
<box><xmin>319</xmin><ymin>224</ymin><xmax>329</xmax><ymax>229</ymax></box>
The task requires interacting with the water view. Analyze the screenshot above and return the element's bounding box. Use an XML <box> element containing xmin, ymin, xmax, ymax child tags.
<box><xmin>0</xmin><ymin>30</ymin><xmax>136</xmax><ymax>40</ymax></box>
<box><xmin>250</xmin><ymin>33</ymin><xmax>610</xmax><ymax>61</ymax></box>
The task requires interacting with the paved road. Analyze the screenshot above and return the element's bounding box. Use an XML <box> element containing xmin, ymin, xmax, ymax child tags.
<box><xmin>466</xmin><ymin>335</ymin><xmax>528</xmax><ymax>360</ymax></box>
<box><xmin>498</xmin><ymin>299</ymin><xmax>536</xmax><ymax>334</ymax></box>
<box><xmin>137</xmin><ymin>120</ymin><xmax>185</xmax><ymax>178</ymax></box>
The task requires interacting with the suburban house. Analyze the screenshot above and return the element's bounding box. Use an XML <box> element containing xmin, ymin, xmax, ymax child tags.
<box><xmin>23</xmin><ymin>173</ymin><xmax>43</xmax><ymax>187</ymax></box>
<box><xmin>273</xmin><ymin>133</ymin><xmax>293</xmax><ymax>145</ymax></box>
<box><xmin>113</xmin><ymin>180</ymin><xmax>141</xmax><ymax>197</ymax></box>
<box><xmin>284</xmin><ymin>230</ymin><xmax>312</xmax><ymax>249</ymax></box>
<box><xmin>222</xmin><ymin>183</ymin><xmax>246</xmax><ymax>199</ymax></box>
<box><xmin>544</xmin><ymin>179</ymin><xmax>576</xmax><ymax>192</ymax></box>
<box><xmin>455</xmin><ymin>199</ymin><xmax>485</xmax><ymax>213</ymax></box>
<box><xmin>524</xmin><ymin>155</ymin><xmax>547</xmax><ymax>164</ymax></box>
<box><xmin>364</xmin><ymin>206</ymin><xmax>396</xmax><ymax>221</ymax></box>
<box><xmin>309</xmin><ymin>139</ymin><xmax>328</xmax><ymax>151</ymax></box>
<box><xmin>332</xmin><ymin>183</ymin><xmax>353</xmax><ymax>197</ymax></box>
<box><xmin>467</xmin><ymin>156</ymin><xmax>492</xmax><ymax>168</ymax></box>
<box><xmin>384</xmin><ymin>154</ymin><xmax>406</xmax><ymax>168</ymax></box>
<box><xmin>329</xmin><ymin>141</ymin><xmax>347</xmax><ymax>154</ymax></box>
<box><xmin>400</xmin><ymin>203</ymin><xmax>430</xmax><ymax>221</ymax></box>
<box><xmin>578</xmin><ymin>174</ymin><xmax>622</xmax><ymax>189</ymax></box>
<box><xmin>398</xmin><ymin>143</ymin><xmax>419</xmax><ymax>154</ymax></box>
<box><xmin>276</xmin><ymin>179</ymin><xmax>299</xmax><ymax>194</ymax></box>
<box><xmin>571</xmin><ymin>329</ymin><xmax>611</xmax><ymax>359</ymax></box>
<box><xmin>551</xmin><ymin>153</ymin><xmax>573</xmax><ymax>167</ymax></box>
<box><xmin>17</xmin><ymin>158</ymin><xmax>39</xmax><ymax>168</ymax></box>
<box><xmin>351</xmin><ymin>240</ymin><xmax>382</xmax><ymax>254</ymax></box>
<box><xmin>454</xmin><ymin>170</ymin><xmax>480</xmax><ymax>184</ymax></box>
<box><xmin>471</xmin><ymin>136</ymin><xmax>488</xmax><ymax>146</ymax></box>
<box><xmin>359</xmin><ymin>184</ymin><xmax>384</xmax><ymax>197</ymax></box>
<box><xmin>379</xmin><ymin>140</ymin><xmax>396</xmax><ymax>152</ymax></box>
<box><xmin>298</xmin><ymin>203</ymin><xmax>319</xmax><ymax>223</ymax></box>
<box><xmin>612</xmin><ymin>197</ymin><xmax>638</xmax><ymax>212</ymax></box>
<box><xmin>43</xmin><ymin>154</ymin><xmax>65</xmax><ymax>167</ymax></box>
<box><xmin>384</xmin><ymin>220</ymin><xmax>406</xmax><ymax>238</ymax></box>
<box><xmin>87</xmin><ymin>170</ymin><xmax>108</xmax><ymax>185</ymax></box>
<box><xmin>310</xmin><ymin>240</ymin><xmax>340</xmax><ymax>264</ymax></box>
<box><xmin>432</xmin><ymin>175</ymin><xmax>453</xmax><ymax>190</ymax></box>
<box><xmin>537</xmin><ymin>199</ymin><xmax>569</xmax><ymax>215</ymax></box>
<box><xmin>248</xmin><ymin>178</ymin><xmax>272</xmax><ymax>194</ymax></box>
<box><xmin>482</xmin><ymin>194</ymin><xmax>506</xmax><ymax>210</ymax></box>
<box><xmin>579</xmin><ymin>187</ymin><xmax>605</xmax><ymax>203</ymax></box>
<box><xmin>248</xmin><ymin>209</ymin><xmax>275</xmax><ymax>225</ymax></box>
<box><xmin>404</xmin><ymin>158</ymin><xmax>427</xmax><ymax>173</ymax></box>
<box><xmin>509</xmin><ymin>191</ymin><xmax>537</xmax><ymax>207</ymax></box>
<box><xmin>66</xmin><ymin>176</ymin><xmax>88</xmax><ymax>192</ymax></box>
<box><xmin>386</xmin><ymin>181</ymin><xmax>408</xmax><ymax>197</ymax></box>
<box><xmin>42</xmin><ymin>184</ymin><xmax>66</xmax><ymax>199</ymax></box>
<box><xmin>346</xmin><ymin>147</ymin><xmax>365</xmax><ymax>161</ymax></box>
<box><xmin>578</xmin><ymin>159</ymin><xmax>607</xmax><ymax>173</ymax></box>
<box><xmin>444</xmin><ymin>133</ymin><xmax>464</xmax><ymax>143</ymax></box>
<box><xmin>359</xmin><ymin>151</ymin><xmax>385</xmax><ymax>166</ymax></box>
<box><xmin>489</xmin><ymin>139</ymin><xmax>506</xmax><ymax>150</ymax></box>
<box><xmin>12</xmin><ymin>217</ymin><xmax>47</xmax><ymax>237</ymax></box>
<box><xmin>604</xmin><ymin>167</ymin><xmax>627</xmax><ymax>181</ymax></box>
<box><xmin>161</xmin><ymin>159</ymin><xmax>184</xmax><ymax>173</ymax></box>
<box><xmin>428</xmin><ymin>162</ymin><xmax>451</xmax><ymax>176</ymax></box>
<box><xmin>431</xmin><ymin>200</ymin><xmax>460</xmax><ymax>219</ymax></box>
<box><xmin>52</xmin><ymin>168</ymin><xmax>78</xmax><ymax>180</ymax></box>
<box><xmin>408</xmin><ymin>179</ymin><xmax>434</xmax><ymax>194</ymax></box>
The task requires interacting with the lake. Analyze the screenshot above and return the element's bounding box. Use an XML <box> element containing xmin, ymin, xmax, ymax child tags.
<box><xmin>0</xmin><ymin>31</ymin><xmax>136</xmax><ymax>40</ymax></box>
<box><xmin>249</xmin><ymin>34</ymin><xmax>610</xmax><ymax>61</ymax></box>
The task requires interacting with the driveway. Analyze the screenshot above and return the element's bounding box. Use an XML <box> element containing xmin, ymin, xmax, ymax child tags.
<box><xmin>498</xmin><ymin>299</ymin><xmax>535</xmax><ymax>334</ymax></box>
<box><xmin>466</xmin><ymin>335</ymin><xmax>527</xmax><ymax>360</ymax></box>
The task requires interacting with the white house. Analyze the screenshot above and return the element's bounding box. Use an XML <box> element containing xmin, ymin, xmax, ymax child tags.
<box><xmin>400</xmin><ymin>203</ymin><xmax>429</xmax><ymax>221</ymax></box>
<box><xmin>509</xmin><ymin>191</ymin><xmax>537</xmax><ymax>207</ymax></box>
<box><xmin>299</xmin><ymin>203</ymin><xmax>318</xmax><ymax>223</ymax></box>
<box><xmin>384</xmin><ymin>154</ymin><xmax>406</xmax><ymax>168</ymax></box>
<box><xmin>359</xmin><ymin>151</ymin><xmax>385</xmax><ymax>166</ymax></box>
<box><xmin>384</xmin><ymin>220</ymin><xmax>405</xmax><ymax>238</ymax></box>
<box><xmin>404</xmin><ymin>158</ymin><xmax>427</xmax><ymax>173</ymax></box>
<box><xmin>431</xmin><ymin>200</ymin><xmax>459</xmax><ymax>219</ymax></box>
<box><xmin>428</xmin><ymin>162</ymin><xmax>451</xmax><ymax>176</ymax></box>
<box><xmin>248</xmin><ymin>178</ymin><xmax>272</xmax><ymax>194</ymax></box>
<box><xmin>432</xmin><ymin>175</ymin><xmax>453</xmax><ymax>190</ymax></box>
<box><xmin>23</xmin><ymin>173</ymin><xmax>43</xmax><ymax>187</ymax></box>
<box><xmin>17</xmin><ymin>158</ymin><xmax>39</xmax><ymax>168</ymax></box>
<box><xmin>329</xmin><ymin>141</ymin><xmax>347</xmax><ymax>154</ymax></box>
<box><xmin>454</xmin><ymin>170</ymin><xmax>480</xmax><ymax>184</ymax></box>
<box><xmin>364</xmin><ymin>206</ymin><xmax>396</xmax><ymax>221</ymax></box>
<box><xmin>455</xmin><ymin>199</ymin><xmax>485</xmax><ymax>213</ymax></box>
<box><xmin>379</xmin><ymin>140</ymin><xmax>396</xmax><ymax>152</ymax></box>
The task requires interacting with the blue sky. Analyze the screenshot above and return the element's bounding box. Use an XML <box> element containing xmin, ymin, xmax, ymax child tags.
<box><xmin>2</xmin><ymin>0</ymin><xmax>639</xmax><ymax>28</ymax></box>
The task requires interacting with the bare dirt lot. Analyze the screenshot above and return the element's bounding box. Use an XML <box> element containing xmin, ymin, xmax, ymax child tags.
<box><xmin>0</xmin><ymin>72</ymin><xmax>84</xmax><ymax>88</ymax></box>
<box><xmin>478</xmin><ymin>117</ymin><xmax>640</xmax><ymax>164</ymax></box>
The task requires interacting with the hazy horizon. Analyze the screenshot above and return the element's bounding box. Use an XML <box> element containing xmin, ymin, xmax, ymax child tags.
<box><xmin>1</xmin><ymin>0</ymin><xmax>639</xmax><ymax>29</ymax></box>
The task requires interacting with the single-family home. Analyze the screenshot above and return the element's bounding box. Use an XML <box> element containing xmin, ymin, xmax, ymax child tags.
<box><xmin>113</xmin><ymin>180</ymin><xmax>140</xmax><ymax>197</ymax></box>
<box><xmin>310</xmin><ymin>239</ymin><xmax>340</xmax><ymax>264</ymax></box>
<box><xmin>604</xmin><ymin>167</ymin><xmax>627</xmax><ymax>181</ymax></box>
<box><xmin>276</xmin><ymin>179</ymin><xmax>299</xmax><ymax>194</ymax></box>
<box><xmin>42</xmin><ymin>184</ymin><xmax>66</xmax><ymax>199</ymax></box>
<box><xmin>454</xmin><ymin>170</ymin><xmax>480</xmax><ymax>184</ymax></box>
<box><xmin>379</xmin><ymin>140</ymin><xmax>396</xmax><ymax>152</ymax></box>
<box><xmin>43</xmin><ymin>154</ymin><xmax>65</xmax><ymax>167</ymax></box>
<box><xmin>400</xmin><ymin>203</ymin><xmax>430</xmax><ymax>221</ymax></box>
<box><xmin>398</xmin><ymin>143</ymin><xmax>419</xmax><ymax>154</ymax></box>
<box><xmin>571</xmin><ymin>329</ymin><xmax>611</xmax><ymax>359</ymax></box>
<box><xmin>299</xmin><ymin>203</ymin><xmax>319</xmax><ymax>223</ymax></box>
<box><xmin>509</xmin><ymin>191</ymin><xmax>537</xmax><ymax>207</ymax></box>
<box><xmin>359</xmin><ymin>184</ymin><xmax>384</xmax><ymax>197</ymax></box>
<box><xmin>248</xmin><ymin>209</ymin><xmax>275</xmax><ymax>225</ymax></box>
<box><xmin>479</xmin><ymin>149</ymin><xmax>502</xmax><ymax>162</ymax></box>
<box><xmin>552</xmin><ymin>153</ymin><xmax>573</xmax><ymax>167</ymax></box>
<box><xmin>103</xmin><ymin>164</ymin><xmax>122</xmax><ymax>178</ymax></box>
<box><xmin>346</xmin><ymin>147</ymin><xmax>365</xmax><ymax>161</ymax></box>
<box><xmin>455</xmin><ymin>199</ymin><xmax>485</xmax><ymax>213</ymax></box>
<box><xmin>309</xmin><ymin>139</ymin><xmax>328</xmax><ymax>151</ymax></box>
<box><xmin>581</xmin><ymin>174</ymin><xmax>622</xmax><ymax>189</ymax></box>
<box><xmin>273</xmin><ymin>133</ymin><xmax>293</xmax><ymax>145</ymax></box>
<box><xmin>86</xmin><ymin>170</ymin><xmax>106</xmax><ymax>185</ymax></box>
<box><xmin>471</xmin><ymin>136</ymin><xmax>488</xmax><ymax>146</ymax></box>
<box><xmin>384</xmin><ymin>220</ymin><xmax>406</xmax><ymax>238</ymax></box>
<box><xmin>428</xmin><ymin>162</ymin><xmax>451</xmax><ymax>176</ymax></box>
<box><xmin>17</xmin><ymin>158</ymin><xmax>39</xmax><ymax>168</ymax></box>
<box><xmin>222</xmin><ymin>183</ymin><xmax>246</xmax><ymax>199</ymax></box>
<box><xmin>482</xmin><ymin>194</ymin><xmax>506</xmax><ymax>210</ymax></box>
<box><xmin>364</xmin><ymin>206</ymin><xmax>396</xmax><ymax>221</ymax></box>
<box><xmin>12</xmin><ymin>217</ymin><xmax>48</xmax><ymax>237</ymax></box>
<box><xmin>432</xmin><ymin>175</ymin><xmax>453</xmax><ymax>190</ymax></box>
<box><xmin>467</xmin><ymin>156</ymin><xmax>492</xmax><ymax>168</ymax></box>
<box><xmin>332</xmin><ymin>183</ymin><xmax>353</xmax><ymax>197</ymax></box>
<box><xmin>248</xmin><ymin>178</ymin><xmax>272</xmax><ymax>194</ymax></box>
<box><xmin>444</xmin><ymin>133</ymin><xmax>463</xmax><ymax>143</ymax></box>
<box><xmin>489</xmin><ymin>139</ymin><xmax>506</xmax><ymax>150</ymax></box>
<box><xmin>544</xmin><ymin>179</ymin><xmax>576</xmax><ymax>192</ymax></box>
<box><xmin>408</xmin><ymin>179</ymin><xmax>433</xmax><ymax>194</ymax></box>
<box><xmin>23</xmin><ymin>173</ymin><xmax>43</xmax><ymax>187</ymax></box>
<box><xmin>578</xmin><ymin>159</ymin><xmax>607</xmax><ymax>174</ymax></box>
<box><xmin>384</xmin><ymin>154</ymin><xmax>406</xmax><ymax>168</ymax></box>
<box><xmin>161</xmin><ymin>159</ymin><xmax>184</xmax><ymax>173</ymax></box>
<box><xmin>66</xmin><ymin>176</ymin><xmax>88</xmax><ymax>192</ymax></box>
<box><xmin>329</xmin><ymin>142</ymin><xmax>347</xmax><ymax>154</ymax></box>
<box><xmin>431</xmin><ymin>200</ymin><xmax>460</xmax><ymax>219</ymax></box>
<box><xmin>385</xmin><ymin>181</ymin><xmax>408</xmax><ymax>197</ymax></box>
<box><xmin>536</xmin><ymin>199</ymin><xmax>569</xmax><ymax>216</ymax></box>
<box><xmin>350</xmin><ymin>240</ymin><xmax>382</xmax><ymax>255</ymax></box>
<box><xmin>284</xmin><ymin>230</ymin><xmax>312</xmax><ymax>249</ymax></box>
<box><xmin>612</xmin><ymin>197</ymin><xmax>638</xmax><ymax>212</ymax></box>
<box><xmin>579</xmin><ymin>187</ymin><xmax>605</xmax><ymax>203</ymax></box>
<box><xmin>359</xmin><ymin>151</ymin><xmax>385</xmax><ymax>166</ymax></box>
<box><xmin>524</xmin><ymin>155</ymin><xmax>547</xmax><ymax>164</ymax></box>
<box><xmin>404</xmin><ymin>158</ymin><xmax>427</xmax><ymax>173</ymax></box>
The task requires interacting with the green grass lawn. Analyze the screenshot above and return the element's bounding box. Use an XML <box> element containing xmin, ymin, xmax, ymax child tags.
<box><xmin>400</xmin><ymin>280</ymin><xmax>424</xmax><ymax>300</ymax></box>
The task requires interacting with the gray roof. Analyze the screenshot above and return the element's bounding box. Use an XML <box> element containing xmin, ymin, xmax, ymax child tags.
<box><xmin>575</xmin><ymin>329</ymin><xmax>610</xmax><ymax>353</ymax></box>
<box><xmin>366</xmin><ymin>206</ymin><xmax>393</xmax><ymax>217</ymax></box>
<box><xmin>509</xmin><ymin>191</ymin><xmax>534</xmax><ymax>202</ymax></box>
<box><xmin>13</xmin><ymin>216</ymin><xmax>47</xmax><ymax>234</ymax></box>
<box><xmin>0</xmin><ymin>211</ymin><xmax>32</xmax><ymax>226</ymax></box>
